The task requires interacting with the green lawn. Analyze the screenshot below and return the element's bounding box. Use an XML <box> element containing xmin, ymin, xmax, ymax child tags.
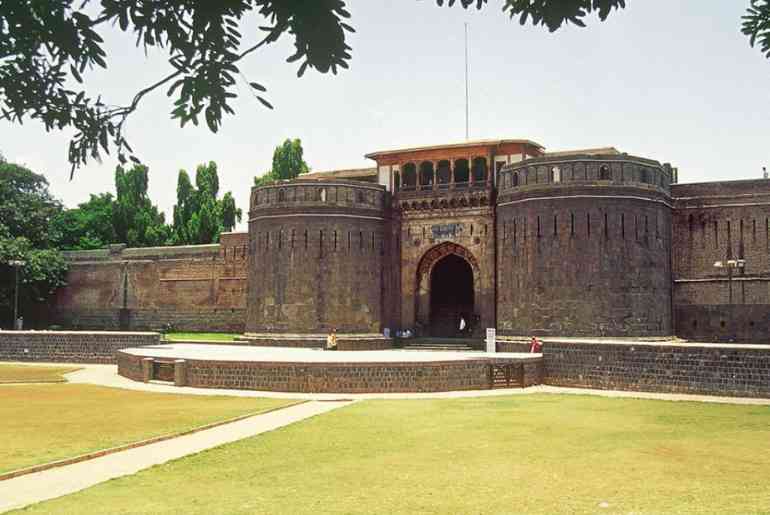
<box><xmin>0</xmin><ymin>364</ymin><xmax>81</xmax><ymax>383</ymax></box>
<box><xmin>0</xmin><ymin>384</ymin><xmax>294</xmax><ymax>474</ymax></box>
<box><xmin>16</xmin><ymin>394</ymin><xmax>770</xmax><ymax>514</ymax></box>
<box><xmin>164</xmin><ymin>332</ymin><xmax>240</xmax><ymax>342</ymax></box>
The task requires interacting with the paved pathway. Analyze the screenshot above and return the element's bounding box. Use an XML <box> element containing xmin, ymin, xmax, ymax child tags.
<box><xmin>0</xmin><ymin>399</ymin><xmax>352</xmax><ymax>513</ymax></box>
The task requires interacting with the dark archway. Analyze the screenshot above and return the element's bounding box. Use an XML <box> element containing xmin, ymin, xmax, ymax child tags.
<box><xmin>429</xmin><ymin>254</ymin><xmax>474</xmax><ymax>337</ymax></box>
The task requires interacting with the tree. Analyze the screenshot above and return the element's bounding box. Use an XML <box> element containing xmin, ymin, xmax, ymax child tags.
<box><xmin>173</xmin><ymin>162</ymin><xmax>243</xmax><ymax>245</ymax></box>
<box><xmin>0</xmin><ymin>160</ymin><xmax>67</xmax><ymax>327</ymax></box>
<box><xmin>254</xmin><ymin>138</ymin><xmax>310</xmax><ymax>187</ymax></box>
<box><xmin>113</xmin><ymin>164</ymin><xmax>172</xmax><ymax>247</ymax></box>
<box><xmin>0</xmin><ymin>161</ymin><xmax>62</xmax><ymax>248</ymax></box>
<box><xmin>50</xmin><ymin>193</ymin><xmax>117</xmax><ymax>250</ymax></box>
<box><xmin>3</xmin><ymin>2</ymin><xmax>766</xmax><ymax>177</ymax></box>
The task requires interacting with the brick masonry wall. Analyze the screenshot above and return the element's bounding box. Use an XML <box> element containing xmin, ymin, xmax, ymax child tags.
<box><xmin>496</xmin><ymin>155</ymin><xmax>673</xmax><ymax>337</ymax></box>
<box><xmin>0</xmin><ymin>331</ymin><xmax>160</xmax><ymax>364</ymax></box>
<box><xmin>117</xmin><ymin>351</ymin><xmax>542</xmax><ymax>393</ymax></box>
<box><xmin>671</xmin><ymin>179</ymin><xmax>770</xmax><ymax>341</ymax></box>
<box><xmin>51</xmin><ymin>234</ymin><xmax>248</xmax><ymax>332</ymax></box>
<box><xmin>246</xmin><ymin>180</ymin><xmax>390</xmax><ymax>334</ymax></box>
<box><xmin>543</xmin><ymin>340</ymin><xmax>770</xmax><ymax>397</ymax></box>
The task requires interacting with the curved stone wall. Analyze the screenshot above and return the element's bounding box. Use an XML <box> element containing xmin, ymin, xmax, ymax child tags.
<box><xmin>496</xmin><ymin>155</ymin><xmax>672</xmax><ymax>337</ymax></box>
<box><xmin>246</xmin><ymin>180</ymin><xmax>390</xmax><ymax>334</ymax></box>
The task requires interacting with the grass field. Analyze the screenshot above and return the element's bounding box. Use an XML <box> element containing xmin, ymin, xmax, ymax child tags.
<box><xmin>0</xmin><ymin>364</ymin><xmax>81</xmax><ymax>383</ymax></box>
<box><xmin>0</xmin><ymin>384</ymin><xmax>294</xmax><ymax>474</ymax></box>
<box><xmin>16</xmin><ymin>394</ymin><xmax>770</xmax><ymax>514</ymax></box>
<box><xmin>164</xmin><ymin>332</ymin><xmax>240</xmax><ymax>342</ymax></box>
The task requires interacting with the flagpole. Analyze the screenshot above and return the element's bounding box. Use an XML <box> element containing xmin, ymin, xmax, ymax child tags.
<box><xmin>464</xmin><ymin>22</ymin><xmax>469</xmax><ymax>141</ymax></box>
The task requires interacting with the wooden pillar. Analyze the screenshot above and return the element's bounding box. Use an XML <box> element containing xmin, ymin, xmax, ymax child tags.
<box><xmin>432</xmin><ymin>161</ymin><xmax>438</xmax><ymax>190</ymax></box>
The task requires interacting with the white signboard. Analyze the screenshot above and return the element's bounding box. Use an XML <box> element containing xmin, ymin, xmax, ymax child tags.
<box><xmin>485</xmin><ymin>328</ymin><xmax>496</xmax><ymax>353</ymax></box>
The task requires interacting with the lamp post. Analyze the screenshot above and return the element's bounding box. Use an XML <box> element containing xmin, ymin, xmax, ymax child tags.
<box><xmin>8</xmin><ymin>259</ymin><xmax>25</xmax><ymax>329</ymax></box>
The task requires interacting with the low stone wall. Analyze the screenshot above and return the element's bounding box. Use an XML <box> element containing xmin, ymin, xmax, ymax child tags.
<box><xmin>0</xmin><ymin>331</ymin><xmax>160</xmax><ymax>364</ymax></box>
<box><xmin>239</xmin><ymin>333</ymin><xmax>393</xmax><ymax>351</ymax></box>
<box><xmin>117</xmin><ymin>351</ymin><xmax>542</xmax><ymax>393</ymax></box>
<box><xmin>543</xmin><ymin>339</ymin><xmax>770</xmax><ymax>398</ymax></box>
<box><xmin>496</xmin><ymin>339</ymin><xmax>531</xmax><ymax>353</ymax></box>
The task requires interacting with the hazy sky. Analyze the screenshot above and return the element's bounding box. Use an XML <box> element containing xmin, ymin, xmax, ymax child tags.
<box><xmin>1</xmin><ymin>1</ymin><xmax>768</xmax><ymax>231</ymax></box>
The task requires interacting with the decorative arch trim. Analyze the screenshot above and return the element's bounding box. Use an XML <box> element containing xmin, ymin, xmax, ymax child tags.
<box><xmin>417</xmin><ymin>242</ymin><xmax>480</xmax><ymax>278</ymax></box>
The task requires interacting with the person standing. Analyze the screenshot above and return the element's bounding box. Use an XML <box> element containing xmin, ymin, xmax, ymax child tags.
<box><xmin>529</xmin><ymin>336</ymin><xmax>542</xmax><ymax>353</ymax></box>
<box><xmin>326</xmin><ymin>327</ymin><xmax>338</xmax><ymax>351</ymax></box>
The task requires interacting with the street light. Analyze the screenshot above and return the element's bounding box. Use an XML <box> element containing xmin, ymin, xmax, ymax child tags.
<box><xmin>8</xmin><ymin>260</ymin><xmax>25</xmax><ymax>330</ymax></box>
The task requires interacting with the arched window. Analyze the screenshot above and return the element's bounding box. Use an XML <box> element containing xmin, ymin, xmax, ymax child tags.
<box><xmin>419</xmin><ymin>161</ymin><xmax>434</xmax><ymax>187</ymax></box>
<box><xmin>472</xmin><ymin>157</ymin><xmax>487</xmax><ymax>183</ymax></box>
<box><xmin>402</xmin><ymin>163</ymin><xmax>417</xmax><ymax>190</ymax></box>
<box><xmin>640</xmin><ymin>168</ymin><xmax>650</xmax><ymax>184</ymax></box>
<box><xmin>278</xmin><ymin>189</ymin><xmax>286</xmax><ymax>202</ymax></box>
<box><xmin>512</xmin><ymin>172</ymin><xmax>519</xmax><ymax>187</ymax></box>
<box><xmin>454</xmin><ymin>159</ymin><xmax>470</xmax><ymax>187</ymax></box>
<box><xmin>437</xmin><ymin>160</ymin><xmax>451</xmax><ymax>187</ymax></box>
<box><xmin>357</xmin><ymin>190</ymin><xmax>365</xmax><ymax>203</ymax></box>
<box><xmin>599</xmin><ymin>165</ymin><xmax>610</xmax><ymax>181</ymax></box>
<box><xmin>393</xmin><ymin>171</ymin><xmax>401</xmax><ymax>191</ymax></box>
<box><xmin>319</xmin><ymin>188</ymin><xmax>327</xmax><ymax>202</ymax></box>
<box><xmin>551</xmin><ymin>166</ymin><xmax>561</xmax><ymax>183</ymax></box>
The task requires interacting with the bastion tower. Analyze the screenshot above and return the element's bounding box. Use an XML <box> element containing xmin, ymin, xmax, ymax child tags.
<box><xmin>496</xmin><ymin>150</ymin><xmax>674</xmax><ymax>336</ymax></box>
<box><xmin>245</xmin><ymin>179</ymin><xmax>391</xmax><ymax>336</ymax></box>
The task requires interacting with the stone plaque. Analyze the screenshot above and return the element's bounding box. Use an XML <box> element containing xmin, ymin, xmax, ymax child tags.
<box><xmin>431</xmin><ymin>223</ymin><xmax>462</xmax><ymax>239</ymax></box>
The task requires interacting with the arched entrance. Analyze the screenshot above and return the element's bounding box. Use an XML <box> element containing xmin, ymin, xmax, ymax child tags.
<box><xmin>415</xmin><ymin>242</ymin><xmax>480</xmax><ymax>337</ymax></box>
<box><xmin>430</xmin><ymin>254</ymin><xmax>474</xmax><ymax>336</ymax></box>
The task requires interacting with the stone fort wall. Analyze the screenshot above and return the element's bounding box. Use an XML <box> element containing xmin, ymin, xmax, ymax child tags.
<box><xmin>245</xmin><ymin>180</ymin><xmax>392</xmax><ymax>334</ymax></box>
<box><xmin>496</xmin><ymin>155</ymin><xmax>674</xmax><ymax>337</ymax></box>
<box><xmin>47</xmin><ymin>155</ymin><xmax>770</xmax><ymax>343</ymax></box>
<box><xmin>671</xmin><ymin>179</ymin><xmax>770</xmax><ymax>341</ymax></box>
<box><xmin>51</xmin><ymin>232</ymin><xmax>248</xmax><ymax>332</ymax></box>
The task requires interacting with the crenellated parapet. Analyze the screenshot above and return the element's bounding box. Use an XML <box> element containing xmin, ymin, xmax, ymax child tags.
<box><xmin>249</xmin><ymin>179</ymin><xmax>387</xmax><ymax>218</ymax></box>
<box><xmin>498</xmin><ymin>153</ymin><xmax>673</xmax><ymax>204</ymax></box>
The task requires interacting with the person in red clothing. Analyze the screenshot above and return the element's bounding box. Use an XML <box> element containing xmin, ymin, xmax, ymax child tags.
<box><xmin>529</xmin><ymin>336</ymin><xmax>542</xmax><ymax>353</ymax></box>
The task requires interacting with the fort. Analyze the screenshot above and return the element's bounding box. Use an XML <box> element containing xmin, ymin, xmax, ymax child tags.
<box><xmin>51</xmin><ymin>138</ymin><xmax>770</xmax><ymax>344</ymax></box>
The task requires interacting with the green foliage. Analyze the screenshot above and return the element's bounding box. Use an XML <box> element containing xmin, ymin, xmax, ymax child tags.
<box><xmin>0</xmin><ymin>160</ymin><xmax>67</xmax><ymax>326</ymax></box>
<box><xmin>173</xmin><ymin>162</ymin><xmax>242</xmax><ymax>245</ymax></box>
<box><xmin>0</xmin><ymin>237</ymin><xmax>67</xmax><ymax>305</ymax></box>
<box><xmin>1</xmin><ymin>1</ymin><xmax>766</xmax><ymax>176</ymax></box>
<box><xmin>113</xmin><ymin>164</ymin><xmax>172</xmax><ymax>247</ymax></box>
<box><xmin>254</xmin><ymin>138</ymin><xmax>310</xmax><ymax>186</ymax></box>
<box><xmin>743</xmin><ymin>0</ymin><xmax>770</xmax><ymax>58</ymax></box>
<box><xmin>0</xmin><ymin>161</ymin><xmax>61</xmax><ymax>248</ymax></box>
<box><xmin>0</xmin><ymin>1</ymin><xmax>353</xmax><ymax>175</ymax></box>
<box><xmin>51</xmin><ymin>193</ymin><xmax>117</xmax><ymax>250</ymax></box>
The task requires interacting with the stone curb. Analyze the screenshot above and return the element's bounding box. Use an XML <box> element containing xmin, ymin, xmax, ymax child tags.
<box><xmin>0</xmin><ymin>399</ymin><xmax>309</xmax><ymax>482</ymax></box>
<box><xmin>0</xmin><ymin>379</ymin><xmax>67</xmax><ymax>385</ymax></box>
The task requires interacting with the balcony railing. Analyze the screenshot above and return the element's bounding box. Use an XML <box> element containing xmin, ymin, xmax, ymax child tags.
<box><xmin>395</xmin><ymin>181</ymin><xmax>490</xmax><ymax>198</ymax></box>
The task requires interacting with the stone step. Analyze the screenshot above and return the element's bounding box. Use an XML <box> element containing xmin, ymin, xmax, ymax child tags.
<box><xmin>402</xmin><ymin>345</ymin><xmax>475</xmax><ymax>352</ymax></box>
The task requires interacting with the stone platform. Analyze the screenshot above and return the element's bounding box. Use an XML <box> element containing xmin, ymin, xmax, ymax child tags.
<box><xmin>238</xmin><ymin>333</ymin><xmax>393</xmax><ymax>350</ymax></box>
<box><xmin>117</xmin><ymin>344</ymin><xmax>542</xmax><ymax>394</ymax></box>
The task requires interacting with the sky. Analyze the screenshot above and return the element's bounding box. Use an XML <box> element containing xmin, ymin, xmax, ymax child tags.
<box><xmin>1</xmin><ymin>0</ymin><xmax>768</xmax><ymax>232</ymax></box>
